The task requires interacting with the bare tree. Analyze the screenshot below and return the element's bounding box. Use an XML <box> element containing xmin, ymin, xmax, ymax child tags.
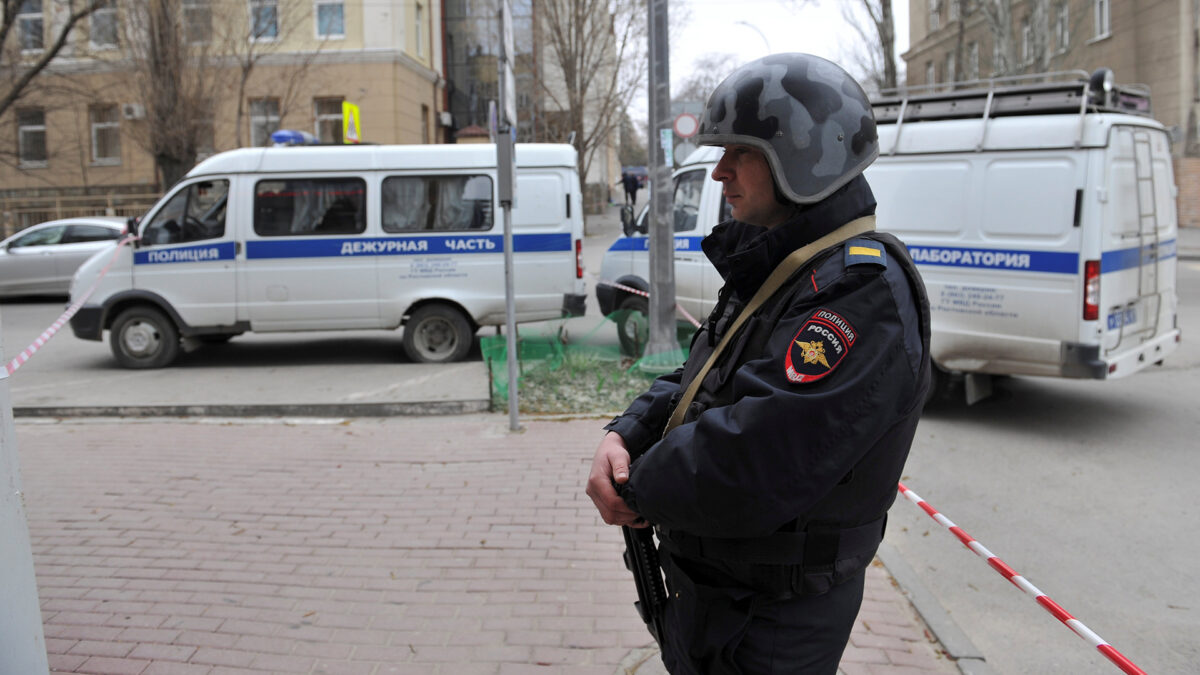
<box><xmin>841</xmin><ymin>0</ymin><xmax>898</xmax><ymax>92</ymax></box>
<box><xmin>673</xmin><ymin>52</ymin><xmax>739</xmax><ymax>103</ymax></box>
<box><xmin>618</xmin><ymin>110</ymin><xmax>646</xmax><ymax>166</ymax></box>
<box><xmin>0</xmin><ymin>0</ymin><xmax>105</xmax><ymax>119</ymax></box>
<box><xmin>961</xmin><ymin>0</ymin><xmax>1088</xmax><ymax>79</ymax></box>
<box><xmin>122</xmin><ymin>0</ymin><xmax>227</xmax><ymax>188</ymax></box>
<box><xmin>537</xmin><ymin>0</ymin><xmax>646</xmax><ymax>188</ymax></box>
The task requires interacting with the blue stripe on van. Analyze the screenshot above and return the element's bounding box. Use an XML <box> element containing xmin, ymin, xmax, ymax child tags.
<box><xmin>907</xmin><ymin>245</ymin><xmax>1078</xmax><ymax>274</ymax></box>
<box><xmin>245</xmin><ymin>233</ymin><xmax>571</xmax><ymax>259</ymax></box>
<box><xmin>134</xmin><ymin>242</ymin><xmax>236</xmax><ymax>265</ymax></box>
<box><xmin>607</xmin><ymin>236</ymin><xmax>706</xmax><ymax>252</ymax></box>
<box><xmin>1101</xmin><ymin>238</ymin><xmax>1176</xmax><ymax>272</ymax></box>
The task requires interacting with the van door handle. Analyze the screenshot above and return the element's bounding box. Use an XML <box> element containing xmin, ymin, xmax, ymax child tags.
<box><xmin>235</xmin><ymin>241</ymin><xmax>242</xmax><ymax>256</ymax></box>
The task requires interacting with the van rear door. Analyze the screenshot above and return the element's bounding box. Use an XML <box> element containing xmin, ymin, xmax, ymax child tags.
<box><xmin>1095</xmin><ymin>125</ymin><xmax>1179</xmax><ymax>374</ymax></box>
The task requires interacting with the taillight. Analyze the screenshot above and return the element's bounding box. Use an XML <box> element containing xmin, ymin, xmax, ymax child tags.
<box><xmin>1083</xmin><ymin>259</ymin><xmax>1100</xmax><ymax>321</ymax></box>
<box><xmin>575</xmin><ymin>239</ymin><xmax>583</xmax><ymax>279</ymax></box>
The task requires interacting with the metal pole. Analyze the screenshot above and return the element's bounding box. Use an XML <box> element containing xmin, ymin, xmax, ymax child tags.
<box><xmin>0</xmin><ymin>312</ymin><xmax>51</xmax><ymax>675</ymax></box>
<box><xmin>501</xmin><ymin>175</ymin><xmax>521</xmax><ymax>432</ymax></box>
<box><xmin>644</xmin><ymin>0</ymin><xmax>677</xmax><ymax>361</ymax></box>
<box><xmin>497</xmin><ymin>0</ymin><xmax>522</xmax><ymax>432</ymax></box>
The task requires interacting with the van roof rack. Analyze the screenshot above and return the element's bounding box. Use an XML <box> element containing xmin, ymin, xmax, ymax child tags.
<box><xmin>871</xmin><ymin>69</ymin><xmax>1151</xmax><ymax>125</ymax></box>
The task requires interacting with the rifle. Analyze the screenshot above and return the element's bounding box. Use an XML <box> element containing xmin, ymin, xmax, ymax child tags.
<box><xmin>621</xmin><ymin>524</ymin><xmax>668</xmax><ymax>646</ymax></box>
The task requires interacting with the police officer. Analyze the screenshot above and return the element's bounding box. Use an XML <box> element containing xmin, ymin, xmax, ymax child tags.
<box><xmin>586</xmin><ymin>53</ymin><xmax>931</xmax><ymax>674</ymax></box>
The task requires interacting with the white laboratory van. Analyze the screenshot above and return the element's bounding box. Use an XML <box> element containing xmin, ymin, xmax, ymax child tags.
<box><xmin>599</xmin><ymin>70</ymin><xmax>1180</xmax><ymax>401</ymax></box>
<box><xmin>70</xmin><ymin>143</ymin><xmax>587</xmax><ymax>367</ymax></box>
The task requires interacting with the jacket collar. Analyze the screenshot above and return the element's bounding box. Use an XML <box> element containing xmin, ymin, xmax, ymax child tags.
<box><xmin>702</xmin><ymin>174</ymin><xmax>877</xmax><ymax>300</ymax></box>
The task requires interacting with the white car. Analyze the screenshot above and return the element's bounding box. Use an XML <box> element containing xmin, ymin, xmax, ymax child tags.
<box><xmin>0</xmin><ymin>217</ymin><xmax>125</xmax><ymax>298</ymax></box>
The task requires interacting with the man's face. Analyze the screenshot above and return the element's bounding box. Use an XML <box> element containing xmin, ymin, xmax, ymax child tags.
<box><xmin>711</xmin><ymin>144</ymin><xmax>792</xmax><ymax>229</ymax></box>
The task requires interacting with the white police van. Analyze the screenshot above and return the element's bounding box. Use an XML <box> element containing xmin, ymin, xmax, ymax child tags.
<box><xmin>70</xmin><ymin>142</ymin><xmax>587</xmax><ymax>367</ymax></box>
<box><xmin>599</xmin><ymin>69</ymin><xmax>1180</xmax><ymax>401</ymax></box>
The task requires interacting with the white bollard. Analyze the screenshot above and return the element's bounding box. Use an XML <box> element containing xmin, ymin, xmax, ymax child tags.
<box><xmin>0</xmin><ymin>311</ymin><xmax>50</xmax><ymax>675</ymax></box>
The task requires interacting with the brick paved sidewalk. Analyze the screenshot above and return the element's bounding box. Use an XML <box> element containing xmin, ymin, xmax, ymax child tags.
<box><xmin>14</xmin><ymin>415</ymin><xmax>957</xmax><ymax>675</ymax></box>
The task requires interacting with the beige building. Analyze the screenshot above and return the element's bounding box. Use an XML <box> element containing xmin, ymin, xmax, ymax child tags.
<box><xmin>903</xmin><ymin>0</ymin><xmax>1200</xmax><ymax>227</ymax></box>
<box><xmin>1</xmin><ymin>0</ymin><xmax>445</xmax><ymax>229</ymax></box>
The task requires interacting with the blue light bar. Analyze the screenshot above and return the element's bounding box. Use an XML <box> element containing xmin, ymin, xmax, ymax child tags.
<box><xmin>270</xmin><ymin>129</ymin><xmax>318</xmax><ymax>146</ymax></box>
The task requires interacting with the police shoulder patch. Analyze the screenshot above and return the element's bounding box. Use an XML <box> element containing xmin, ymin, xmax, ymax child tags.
<box><xmin>844</xmin><ymin>238</ymin><xmax>887</xmax><ymax>269</ymax></box>
<box><xmin>785</xmin><ymin>309</ymin><xmax>857</xmax><ymax>384</ymax></box>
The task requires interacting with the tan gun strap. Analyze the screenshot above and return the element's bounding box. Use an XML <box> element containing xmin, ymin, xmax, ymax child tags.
<box><xmin>662</xmin><ymin>215</ymin><xmax>876</xmax><ymax>437</ymax></box>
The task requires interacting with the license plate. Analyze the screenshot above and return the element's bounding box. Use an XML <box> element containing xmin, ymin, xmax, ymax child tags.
<box><xmin>1107</xmin><ymin>307</ymin><xmax>1137</xmax><ymax>330</ymax></box>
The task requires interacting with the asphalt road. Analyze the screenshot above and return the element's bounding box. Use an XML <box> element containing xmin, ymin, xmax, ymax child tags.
<box><xmin>0</xmin><ymin>211</ymin><xmax>625</xmax><ymax>415</ymax></box>
<box><xmin>884</xmin><ymin>258</ymin><xmax>1200</xmax><ymax>674</ymax></box>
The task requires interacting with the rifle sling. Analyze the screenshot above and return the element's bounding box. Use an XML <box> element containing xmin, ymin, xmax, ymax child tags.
<box><xmin>662</xmin><ymin>215</ymin><xmax>877</xmax><ymax>437</ymax></box>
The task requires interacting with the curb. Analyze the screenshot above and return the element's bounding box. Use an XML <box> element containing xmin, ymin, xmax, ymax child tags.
<box><xmin>876</xmin><ymin>541</ymin><xmax>997</xmax><ymax>675</ymax></box>
<box><xmin>12</xmin><ymin>399</ymin><xmax>491</xmax><ymax>418</ymax></box>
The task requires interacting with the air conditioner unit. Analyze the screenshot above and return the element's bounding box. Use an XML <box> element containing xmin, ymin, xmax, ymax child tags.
<box><xmin>121</xmin><ymin>103</ymin><xmax>146</xmax><ymax>120</ymax></box>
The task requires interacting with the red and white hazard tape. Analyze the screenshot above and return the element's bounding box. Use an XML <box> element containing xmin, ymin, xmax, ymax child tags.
<box><xmin>597</xmin><ymin>280</ymin><xmax>702</xmax><ymax>328</ymax></box>
<box><xmin>897</xmin><ymin>482</ymin><xmax>1146</xmax><ymax>675</ymax></box>
<box><xmin>3</xmin><ymin>236</ymin><xmax>134</xmax><ymax>378</ymax></box>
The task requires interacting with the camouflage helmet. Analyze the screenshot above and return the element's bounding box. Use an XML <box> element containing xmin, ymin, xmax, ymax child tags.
<box><xmin>697</xmin><ymin>53</ymin><xmax>879</xmax><ymax>204</ymax></box>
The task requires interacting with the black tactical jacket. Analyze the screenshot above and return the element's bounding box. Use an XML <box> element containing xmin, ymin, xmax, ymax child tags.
<box><xmin>605</xmin><ymin>175</ymin><xmax>931</xmax><ymax>593</ymax></box>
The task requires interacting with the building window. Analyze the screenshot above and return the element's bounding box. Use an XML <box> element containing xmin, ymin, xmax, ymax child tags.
<box><xmin>89</xmin><ymin>0</ymin><xmax>118</xmax><ymax>49</ymax></box>
<box><xmin>250</xmin><ymin>0</ymin><xmax>278</xmax><ymax>41</ymax></box>
<box><xmin>421</xmin><ymin>105</ymin><xmax>430</xmax><ymax>144</ymax></box>
<box><xmin>1094</xmin><ymin>0</ymin><xmax>1110</xmax><ymax>39</ymax></box>
<box><xmin>948</xmin><ymin>0</ymin><xmax>960</xmax><ymax>22</ymax></box>
<box><xmin>966</xmin><ymin>42</ymin><xmax>980</xmax><ymax>81</ymax></box>
<box><xmin>185</xmin><ymin>0</ymin><xmax>212</xmax><ymax>43</ymax></box>
<box><xmin>90</xmin><ymin>104</ymin><xmax>122</xmax><ymax>164</ymax></box>
<box><xmin>249</xmin><ymin>98</ymin><xmax>280</xmax><ymax>146</ymax></box>
<box><xmin>415</xmin><ymin>2</ymin><xmax>424</xmax><ymax>56</ymax></box>
<box><xmin>1021</xmin><ymin>20</ymin><xmax>1033</xmax><ymax>65</ymax></box>
<box><xmin>315</xmin><ymin>0</ymin><xmax>343</xmax><ymax>38</ymax></box>
<box><xmin>17</xmin><ymin>108</ymin><xmax>47</xmax><ymax>167</ymax></box>
<box><xmin>929</xmin><ymin>0</ymin><xmax>941</xmax><ymax>32</ymax></box>
<box><xmin>945</xmin><ymin>53</ymin><xmax>956</xmax><ymax>86</ymax></box>
<box><xmin>1055</xmin><ymin>3</ymin><xmax>1070</xmax><ymax>53</ymax></box>
<box><xmin>18</xmin><ymin>0</ymin><xmax>44</xmax><ymax>51</ymax></box>
<box><xmin>926</xmin><ymin>61</ymin><xmax>936</xmax><ymax>85</ymax></box>
<box><xmin>993</xmin><ymin>40</ymin><xmax>1005</xmax><ymax>75</ymax></box>
<box><xmin>314</xmin><ymin>97</ymin><xmax>343</xmax><ymax>143</ymax></box>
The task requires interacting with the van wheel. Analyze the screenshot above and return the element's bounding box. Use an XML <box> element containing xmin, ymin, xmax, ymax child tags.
<box><xmin>616</xmin><ymin>295</ymin><xmax>649</xmax><ymax>358</ymax></box>
<box><xmin>110</xmin><ymin>307</ymin><xmax>180</xmax><ymax>369</ymax></box>
<box><xmin>403</xmin><ymin>305</ymin><xmax>473</xmax><ymax>363</ymax></box>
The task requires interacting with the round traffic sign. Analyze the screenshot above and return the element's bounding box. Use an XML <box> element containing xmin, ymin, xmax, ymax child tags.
<box><xmin>673</xmin><ymin>113</ymin><xmax>699</xmax><ymax>138</ymax></box>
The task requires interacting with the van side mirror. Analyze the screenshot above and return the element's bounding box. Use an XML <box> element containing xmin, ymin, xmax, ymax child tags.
<box><xmin>620</xmin><ymin>205</ymin><xmax>636</xmax><ymax>236</ymax></box>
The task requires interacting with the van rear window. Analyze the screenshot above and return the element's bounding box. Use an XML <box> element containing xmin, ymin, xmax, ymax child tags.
<box><xmin>382</xmin><ymin>175</ymin><xmax>493</xmax><ymax>232</ymax></box>
<box><xmin>254</xmin><ymin>178</ymin><xmax>366</xmax><ymax>236</ymax></box>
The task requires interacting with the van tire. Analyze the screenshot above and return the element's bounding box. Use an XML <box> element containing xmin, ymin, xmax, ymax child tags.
<box><xmin>616</xmin><ymin>295</ymin><xmax>649</xmax><ymax>358</ymax></box>
<box><xmin>403</xmin><ymin>304</ymin><xmax>473</xmax><ymax>363</ymax></box>
<box><xmin>110</xmin><ymin>307</ymin><xmax>180</xmax><ymax>369</ymax></box>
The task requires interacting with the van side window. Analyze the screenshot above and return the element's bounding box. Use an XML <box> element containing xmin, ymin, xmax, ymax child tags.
<box><xmin>141</xmin><ymin>180</ymin><xmax>229</xmax><ymax>246</ymax></box>
<box><xmin>673</xmin><ymin>170</ymin><xmax>705</xmax><ymax>232</ymax></box>
<box><xmin>254</xmin><ymin>178</ymin><xmax>366</xmax><ymax>236</ymax></box>
<box><xmin>381</xmin><ymin>175</ymin><xmax>493</xmax><ymax>232</ymax></box>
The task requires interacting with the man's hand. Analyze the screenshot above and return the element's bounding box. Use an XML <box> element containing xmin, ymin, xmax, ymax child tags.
<box><xmin>586</xmin><ymin>432</ymin><xmax>648</xmax><ymax>527</ymax></box>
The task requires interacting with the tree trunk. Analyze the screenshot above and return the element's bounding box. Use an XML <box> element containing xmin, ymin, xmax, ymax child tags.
<box><xmin>156</xmin><ymin>153</ymin><xmax>192</xmax><ymax>190</ymax></box>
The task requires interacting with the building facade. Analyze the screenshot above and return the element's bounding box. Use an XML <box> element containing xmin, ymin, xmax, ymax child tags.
<box><xmin>1</xmin><ymin>0</ymin><xmax>445</xmax><ymax>229</ymax></box>
<box><xmin>903</xmin><ymin>0</ymin><xmax>1200</xmax><ymax>227</ymax></box>
<box><xmin>442</xmin><ymin>0</ymin><xmax>624</xmax><ymax>213</ymax></box>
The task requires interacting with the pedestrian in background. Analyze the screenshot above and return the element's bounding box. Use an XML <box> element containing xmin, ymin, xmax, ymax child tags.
<box><xmin>621</xmin><ymin>171</ymin><xmax>641</xmax><ymax>206</ymax></box>
<box><xmin>586</xmin><ymin>53</ymin><xmax>931</xmax><ymax>674</ymax></box>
